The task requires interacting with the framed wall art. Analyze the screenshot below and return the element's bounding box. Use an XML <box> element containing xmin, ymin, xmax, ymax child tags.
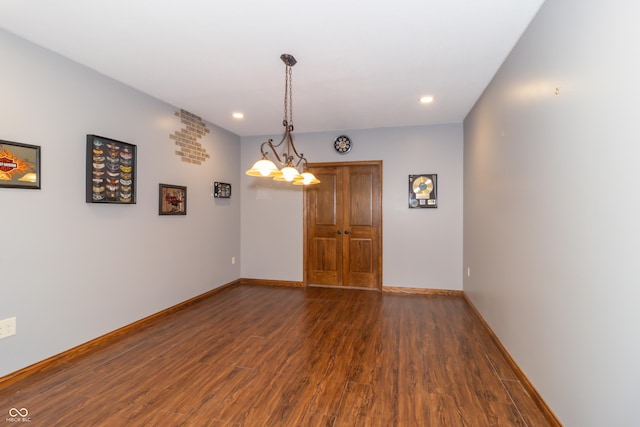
<box><xmin>86</xmin><ymin>135</ymin><xmax>136</xmax><ymax>204</ymax></box>
<box><xmin>159</xmin><ymin>184</ymin><xmax>187</xmax><ymax>215</ymax></box>
<box><xmin>409</xmin><ymin>174</ymin><xmax>437</xmax><ymax>208</ymax></box>
<box><xmin>213</xmin><ymin>182</ymin><xmax>231</xmax><ymax>198</ymax></box>
<box><xmin>0</xmin><ymin>139</ymin><xmax>41</xmax><ymax>189</ymax></box>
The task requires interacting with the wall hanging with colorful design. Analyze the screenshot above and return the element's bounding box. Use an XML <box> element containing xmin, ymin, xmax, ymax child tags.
<box><xmin>86</xmin><ymin>134</ymin><xmax>136</xmax><ymax>204</ymax></box>
<box><xmin>0</xmin><ymin>139</ymin><xmax>41</xmax><ymax>189</ymax></box>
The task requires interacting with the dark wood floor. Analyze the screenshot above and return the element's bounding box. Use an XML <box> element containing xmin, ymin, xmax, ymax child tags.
<box><xmin>1</xmin><ymin>285</ymin><xmax>552</xmax><ymax>426</ymax></box>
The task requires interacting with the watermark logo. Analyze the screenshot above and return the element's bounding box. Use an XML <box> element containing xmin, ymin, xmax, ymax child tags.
<box><xmin>6</xmin><ymin>408</ymin><xmax>30</xmax><ymax>423</ymax></box>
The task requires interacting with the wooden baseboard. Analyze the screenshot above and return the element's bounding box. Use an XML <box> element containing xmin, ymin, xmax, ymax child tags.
<box><xmin>241</xmin><ymin>281</ymin><xmax>461</xmax><ymax>295</ymax></box>
<box><xmin>0</xmin><ymin>279</ymin><xmax>241</xmax><ymax>389</ymax></box>
<box><xmin>240</xmin><ymin>278</ymin><xmax>305</xmax><ymax>288</ymax></box>
<box><xmin>307</xmin><ymin>283</ymin><xmax>381</xmax><ymax>292</ymax></box>
<box><xmin>382</xmin><ymin>286</ymin><xmax>464</xmax><ymax>296</ymax></box>
<box><xmin>462</xmin><ymin>293</ymin><xmax>562</xmax><ymax>426</ymax></box>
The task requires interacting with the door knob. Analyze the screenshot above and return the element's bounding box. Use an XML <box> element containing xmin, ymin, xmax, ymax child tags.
<box><xmin>337</xmin><ymin>230</ymin><xmax>342</xmax><ymax>235</ymax></box>
<box><xmin>344</xmin><ymin>230</ymin><xmax>351</xmax><ymax>235</ymax></box>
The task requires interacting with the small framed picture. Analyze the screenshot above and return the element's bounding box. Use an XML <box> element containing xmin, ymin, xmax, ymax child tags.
<box><xmin>86</xmin><ymin>134</ymin><xmax>136</xmax><ymax>204</ymax></box>
<box><xmin>213</xmin><ymin>182</ymin><xmax>232</xmax><ymax>198</ymax></box>
<box><xmin>0</xmin><ymin>139</ymin><xmax>41</xmax><ymax>189</ymax></box>
<box><xmin>159</xmin><ymin>184</ymin><xmax>187</xmax><ymax>215</ymax></box>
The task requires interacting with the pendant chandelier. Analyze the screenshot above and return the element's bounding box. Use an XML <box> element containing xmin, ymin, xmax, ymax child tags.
<box><xmin>245</xmin><ymin>54</ymin><xmax>320</xmax><ymax>186</ymax></box>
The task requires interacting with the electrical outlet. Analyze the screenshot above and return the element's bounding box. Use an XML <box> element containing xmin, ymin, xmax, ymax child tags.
<box><xmin>467</xmin><ymin>267</ymin><xmax>471</xmax><ymax>278</ymax></box>
<box><xmin>0</xmin><ymin>317</ymin><xmax>16</xmax><ymax>339</ymax></box>
<box><xmin>232</xmin><ymin>257</ymin><xmax>236</xmax><ymax>265</ymax></box>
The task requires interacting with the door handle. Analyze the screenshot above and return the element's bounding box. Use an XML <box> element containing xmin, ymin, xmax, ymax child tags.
<box><xmin>344</xmin><ymin>230</ymin><xmax>351</xmax><ymax>235</ymax></box>
<box><xmin>337</xmin><ymin>230</ymin><xmax>342</xmax><ymax>235</ymax></box>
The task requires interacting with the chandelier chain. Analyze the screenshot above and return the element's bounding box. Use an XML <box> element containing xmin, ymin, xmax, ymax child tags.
<box><xmin>289</xmin><ymin>66</ymin><xmax>293</xmax><ymax>127</ymax></box>
<box><xmin>283</xmin><ymin>65</ymin><xmax>293</xmax><ymax>128</ymax></box>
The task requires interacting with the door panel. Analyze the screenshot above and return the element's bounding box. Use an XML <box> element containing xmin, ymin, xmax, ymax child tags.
<box><xmin>349</xmin><ymin>239</ymin><xmax>372</xmax><ymax>273</ymax></box>
<box><xmin>315</xmin><ymin>173</ymin><xmax>338</xmax><ymax>225</ymax></box>
<box><xmin>310</xmin><ymin>237</ymin><xmax>340</xmax><ymax>284</ymax></box>
<box><xmin>315</xmin><ymin>238</ymin><xmax>338</xmax><ymax>271</ymax></box>
<box><xmin>349</xmin><ymin>172</ymin><xmax>373</xmax><ymax>226</ymax></box>
<box><xmin>305</xmin><ymin>161</ymin><xmax>381</xmax><ymax>289</ymax></box>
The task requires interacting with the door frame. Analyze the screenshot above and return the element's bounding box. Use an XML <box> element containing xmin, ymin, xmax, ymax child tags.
<box><xmin>303</xmin><ymin>160</ymin><xmax>383</xmax><ymax>290</ymax></box>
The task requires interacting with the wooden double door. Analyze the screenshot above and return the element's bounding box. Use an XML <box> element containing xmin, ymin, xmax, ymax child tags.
<box><xmin>304</xmin><ymin>161</ymin><xmax>382</xmax><ymax>289</ymax></box>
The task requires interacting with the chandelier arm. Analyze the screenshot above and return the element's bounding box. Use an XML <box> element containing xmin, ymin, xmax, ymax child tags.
<box><xmin>300</xmin><ymin>157</ymin><xmax>310</xmax><ymax>170</ymax></box>
<box><xmin>260</xmin><ymin>139</ymin><xmax>287</xmax><ymax>166</ymax></box>
<box><xmin>285</xmin><ymin>131</ymin><xmax>305</xmax><ymax>162</ymax></box>
<box><xmin>275</xmin><ymin>131</ymin><xmax>290</xmax><ymax>149</ymax></box>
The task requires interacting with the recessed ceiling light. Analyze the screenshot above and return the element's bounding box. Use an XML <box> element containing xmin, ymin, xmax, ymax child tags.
<box><xmin>420</xmin><ymin>96</ymin><xmax>435</xmax><ymax>104</ymax></box>
<box><xmin>232</xmin><ymin>112</ymin><xmax>244</xmax><ymax>119</ymax></box>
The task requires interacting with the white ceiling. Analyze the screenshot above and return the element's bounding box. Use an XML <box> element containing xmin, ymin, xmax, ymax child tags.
<box><xmin>0</xmin><ymin>0</ymin><xmax>545</xmax><ymax>137</ymax></box>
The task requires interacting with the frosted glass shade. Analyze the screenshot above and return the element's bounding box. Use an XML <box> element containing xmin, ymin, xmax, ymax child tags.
<box><xmin>245</xmin><ymin>158</ymin><xmax>278</xmax><ymax>177</ymax></box>
<box><xmin>293</xmin><ymin>172</ymin><xmax>321</xmax><ymax>185</ymax></box>
<box><xmin>274</xmin><ymin>166</ymin><xmax>299</xmax><ymax>182</ymax></box>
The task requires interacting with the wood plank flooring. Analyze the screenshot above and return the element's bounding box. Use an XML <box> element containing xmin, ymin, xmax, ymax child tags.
<box><xmin>0</xmin><ymin>285</ymin><xmax>553</xmax><ymax>426</ymax></box>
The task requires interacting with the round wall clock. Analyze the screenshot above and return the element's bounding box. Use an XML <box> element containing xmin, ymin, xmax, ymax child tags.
<box><xmin>334</xmin><ymin>135</ymin><xmax>352</xmax><ymax>154</ymax></box>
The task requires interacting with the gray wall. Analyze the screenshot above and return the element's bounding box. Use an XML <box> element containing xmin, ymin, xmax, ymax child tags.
<box><xmin>463</xmin><ymin>0</ymin><xmax>640</xmax><ymax>425</ymax></box>
<box><xmin>0</xmin><ymin>29</ymin><xmax>241</xmax><ymax>376</ymax></box>
<box><xmin>241</xmin><ymin>124</ymin><xmax>463</xmax><ymax>289</ymax></box>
